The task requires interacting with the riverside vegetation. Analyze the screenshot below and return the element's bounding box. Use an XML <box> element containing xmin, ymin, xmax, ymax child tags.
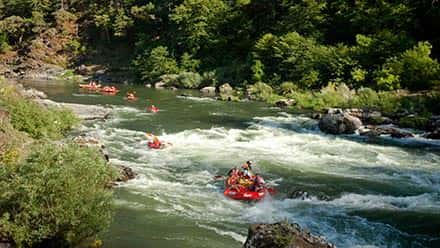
<box><xmin>1</xmin><ymin>1</ymin><xmax>440</xmax><ymax>128</ymax></box>
<box><xmin>1</xmin><ymin>1</ymin><xmax>440</xmax><ymax>247</ymax></box>
<box><xmin>0</xmin><ymin>79</ymin><xmax>116</xmax><ymax>247</ymax></box>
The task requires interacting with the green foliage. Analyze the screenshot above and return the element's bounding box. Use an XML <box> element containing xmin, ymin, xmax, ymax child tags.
<box><xmin>0</xmin><ymin>82</ymin><xmax>78</xmax><ymax>140</ymax></box>
<box><xmin>278</xmin><ymin>0</ymin><xmax>326</xmax><ymax>38</ymax></box>
<box><xmin>399</xmin><ymin>115</ymin><xmax>429</xmax><ymax>130</ymax></box>
<box><xmin>170</xmin><ymin>0</ymin><xmax>228</xmax><ymax>52</ymax></box>
<box><xmin>251</xmin><ymin>60</ymin><xmax>264</xmax><ymax>83</ymax></box>
<box><xmin>349</xmin><ymin>88</ymin><xmax>401</xmax><ymax>113</ymax></box>
<box><xmin>130</xmin><ymin>3</ymin><xmax>155</xmax><ymax>21</ymax></box>
<box><xmin>383</xmin><ymin>42</ymin><xmax>440</xmax><ymax>90</ymax></box>
<box><xmin>248</xmin><ymin>82</ymin><xmax>281</xmax><ymax>103</ymax></box>
<box><xmin>253</xmin><ymin>32</ymin><xmax>349</xmax><ymax>88</ymax></box>
<box><xmin>280</xmin><ymin>82</ymin><xmax>297</xmax><ymax>96</ymax></box>
<box><xmin>0</xmin><ymin>15</ymin><xmax>28</xmax><ymax>45</ymax></box>
<box><xmin>134</xmin><ymin>46</ymin><xmax>179</xmax><ymax>83</ymax></box>
<box><xmin>0</xmin><ymin>143</ymin><xmax>115</xmax><ymax>247</ymax></box>
<box><xmin>162</xmin><ymin>72</ymin><xmax>203</xmax><ymax>89</ymax></box>
<box><xmin>7</xmin><ymin>100</ymin><xmax>77</xmax><ymax>140</ymax></box>
<box><xmin>180</xmin><ymin>53</ymin><xmax>200</xmax><ymax>72</ymax></box>
<box><xmin>0</xmin><ymin>32</ymin><xmax>10</xmax><ymax>52</ymax></box>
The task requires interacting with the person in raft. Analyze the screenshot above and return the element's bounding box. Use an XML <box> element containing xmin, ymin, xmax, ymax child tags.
<box><xmin>146</xmin><ymin>133</ymin><xmax>162</xmax><ymax>146</ymax></box>
<box><xmin>126</xmin><ymin>91</ymin><xmax>136</xmax><ymax>99</ymax></box>
<box><xmin>241</xmin><ymin>160</ymin><xmax>254</xmax><ymax>178</ymax></box>
<box><xmin>150</xmin><ymin>105</ymin><xmax>159</xmax><ymax>112</ymax></box>
<box><xmin>250</xmin><ymin>174</ymin><xmax>266</xmax><ymax>192</ymax></box>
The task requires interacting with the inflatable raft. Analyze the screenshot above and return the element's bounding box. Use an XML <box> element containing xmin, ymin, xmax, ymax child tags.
<box><xmin>79</xmin><ymin>84</ymin><xmax>101</xmax><ymax>89</ymax></box>
<box><xmin>147</xmin><ymin>141</ymin><xmax>163</xmax><ymax>149</ymax></box>
<box><xmin>223</xmin><ymin>186</ymin><xmax>275</xmax><ymax>201</ymax></box>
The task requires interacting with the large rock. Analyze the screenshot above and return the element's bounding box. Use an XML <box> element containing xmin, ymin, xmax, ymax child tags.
<box><xmin>73</xmin><ymin>134</ymin><xmax>109</xmax><ymax>161</ymax></box>
<box><xmin>319</xmin><ymin>113</ymin><xmax>362</xmax><ymax>134</ymax></box>
<box><xmin>200</xmin><ymin>86</ymin><xmax>216</xmax><ymax>96</ymax></box>
<box><xmin>219</xmin><ymin>83</ymin><xmax>234</xmax><ymax>95</ymax></box>
<box><xmin>359</xmin><ymin>126</ymin><xmax>415</xmax><ymax>138</ymax></box>
<box><xmin>275</xmin><ymin>99</ymin><xmax>295</xmax><ymax>108</ymax></box>
<box><xmin>243</xmin><ymin>222</ymin><xmax>335</xmax><ymax>248</ymax></box>
<box><xmin>289</xmin><ymin>190</ymin><xmax>331</xmax><ymax>201</ymax></box>
<box><xmin>115</xmin><ymin>165</ymin><xmax>137</xmax><ymax>182</ymax></box>
<box><xmin>427</xmin><ymin>115</ymin><xmax>440</xmax><ymax>131</ymax></box>
<box><xmin>22</xmin><ymin>88</ymin><xmax>47</xmax><ymax>99</ymax></box>
<box><xmin>36</xmin><ymin>99</ymin><xmax>111</xmax><ymax>120</ymax></box>
<box><xmin>154</xmin><ymin>82</ymin><xmax>167</xmax><ymax>89</ymax></box>
<box><xmin>426</xmin><ymin>128</ymin><xmax>440</xmax><ymax>139</ymax></box>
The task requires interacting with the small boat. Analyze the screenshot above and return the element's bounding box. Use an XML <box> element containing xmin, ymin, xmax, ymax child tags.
<box><xmin>147</xmin><ymin>141</ymin><xmax>163</xmax><ymax>149</ymax></box>
<box><xmin>147</xmin><ymin>106</ymin><xmax>159</xmax><ymax>113</ymax></box>
<box><xmin>100</xmin><ymin>86</ymin><xmax>119</xmax><ymax>93</ymax></box>
<box><xmin>79</xmin><ymin>83</ymin><xmax>101</xmax><ymax>89</ymax></box>
<box><xmin>224</xmin><ymin>186</ymin><xmax>275</xmax><ymax>201</ymax></box>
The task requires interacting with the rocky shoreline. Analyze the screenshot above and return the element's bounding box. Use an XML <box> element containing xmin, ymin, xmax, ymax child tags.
<box><xmin>316</xmin><ymin>108</ymin><xmax>440</xmax><ymax>141</ymax></box>
<box><xmin>9</xmin><ymin>81</ymin><xmax>137</xmax><ymax>184</ymax></box>
<box><xmin>243</xmin><ymin>222</ymin><xmax>335</xmax><ymax>248</ymax></box>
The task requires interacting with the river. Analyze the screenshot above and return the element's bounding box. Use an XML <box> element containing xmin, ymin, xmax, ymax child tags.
<box><xmin>23</xmin><ymin>80</ymin><xmax>440</xmax><ymax>248</ymax></box>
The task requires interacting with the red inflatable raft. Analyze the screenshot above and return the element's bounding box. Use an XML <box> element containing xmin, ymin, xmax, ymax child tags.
<box><xmin>223</xmin><ymin>187</ymin><xmax>275</xmax><ymax>201</ymax></box>
<box><xmin>147</xmin><ymin>106</ymin><xmax>159</xmax><ymax>113</ymax></box>
<box><xmin>147</xmin><ymin>141</ymin><xmax>163</xmax><ymax>149</ymax></box>
<box><xmin>79</xmin><ymin>83</ymin><xmax>101</xmax><ymax>89</ymax></box>
<box><xmin>100</xmin><ymin>86</ymin><xmax>119</xmax><ymax>93</ymax></box>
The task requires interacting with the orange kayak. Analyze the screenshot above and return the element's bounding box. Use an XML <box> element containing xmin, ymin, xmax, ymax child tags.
<box><xmin>100</xmin><ymin>86</ymin><xmax>119</xmax><ymax>93</ymax></box>
<box><xmin>79</xmin><ymin>84</ymin><xmax>101</xmax><ymax>89</ymax></box>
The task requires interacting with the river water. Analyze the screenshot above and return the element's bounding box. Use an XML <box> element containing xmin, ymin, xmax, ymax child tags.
<box><xmin>23</xmin><ymin>81</ymin><xmax>440</xmax><ymax>248</ymax></box>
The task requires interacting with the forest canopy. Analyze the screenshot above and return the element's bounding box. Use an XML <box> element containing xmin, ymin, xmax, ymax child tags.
<box><xmin>1</xmin><ymin>0</ymin><xmax>440</xmax><ymax>90</ymax></box>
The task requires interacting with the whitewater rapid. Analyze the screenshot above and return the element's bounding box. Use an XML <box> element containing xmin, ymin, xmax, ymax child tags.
<box><xmin>80</xmin><ymin>105</ymin><xmax>440</xmax><ymax>247</ymax></box>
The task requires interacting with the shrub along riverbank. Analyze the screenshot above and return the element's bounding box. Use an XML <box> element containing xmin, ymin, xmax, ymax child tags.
<box><xmin>0</xmin><ymin>79</ymin><xmax>116</xmax><ymax>247</ymax></box>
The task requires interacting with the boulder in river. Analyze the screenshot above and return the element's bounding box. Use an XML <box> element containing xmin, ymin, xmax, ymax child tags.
<box><xmin>219</xmin><ymin>83</ymin><xmax>234</xmax><ymax>95</ymax></box>
<box><xmin>200</xmin><ymin>86</ymin><xmax>216</xmax><ymax>96</ymax></box>
<box><xmin>426</xmin><ymin>128</ymin><xmax>440</xmax><ymax>139</ymax></box>
<box><xmin>22</xmin><ymin>88</ymin><xmax>47</xmax><ymax>99</ymax></box>
<box><xmin>115</xmin><ymin>165</ymin><xmax>137</xmax><ymax>182</ymax></box>
<box><xmin>275</xmin><ymin>99</ymin><xmax>295</xmax><ymax>108</ymax></box>
<box><xmin>243</xmin><ymin>222</ymin><xmax>335</xmax><ymax>248</ymax></box>
<box><xmin>289</xmin><ymin>190</ymin><xmax>331</xmax><ymax>201</ymax></box>
<box><xmin>318</xmin><ymin>113</ymin><xmax>362</xmax><ymax>134</ymax></box>
<box><xmin>73</xmin><ymin>134</ymin><xmax>109</xmax><ymax>161</ymax></box>
<box><xmin>154</xmin><ymin>82</ymin><xmax>167</xmax><ymax>89</ymax></box>
<box><xmin>359</xmin><ymin>126</ymin><xmax>415</xmax><ymax>138</ymax></box>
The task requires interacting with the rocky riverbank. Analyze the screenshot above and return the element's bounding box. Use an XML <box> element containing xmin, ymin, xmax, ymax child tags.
<box><xmin>243</xmin><ymin>222</ymin><xmax>335</xmax><ymax>248</ymax></box>
<box><xmin>4</xmin><ymin>80</ymin><xmax>136</xmax><ymax>183</ymax></box>
<box><xmin>316</xmin><ymin>108</ymin><xmax>440</xmax><ymax>140</ymax></box>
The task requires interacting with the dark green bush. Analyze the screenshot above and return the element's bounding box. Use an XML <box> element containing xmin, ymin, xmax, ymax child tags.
<box><xmin>399</xmin><ymin>115</ymin><xmax>429</xmax><ymax>129</ymax></box>
<box><xmin>0</xmin><ymin>143</ymin><xmax>115</xmax><ymax>247</ymax></box>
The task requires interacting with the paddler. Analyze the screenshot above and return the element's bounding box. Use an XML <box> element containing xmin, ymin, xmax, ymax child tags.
<box><xmin>241</xmin><ymin>160</ymin><xmax>254</xmax><ymax>178</ymax></box>
<box><xmin>250</xmin><ymin>174</ymin><xmax>266</xmax><ymax>192</ymax></box>
<box><xmin>146</xmin><ymin>133</ymin><xmax>162</xmax><ymax>147</ymax></box>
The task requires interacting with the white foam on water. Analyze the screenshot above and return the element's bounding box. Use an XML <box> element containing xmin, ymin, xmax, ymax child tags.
<box><xmin>196</xmin><ymin>223</ymin><xmax>246</xmax><ymax>243</ymax></box>
<box><xmin>83</xmin><ymin>110</ymin><xmax>440</xmax><ymax>247</ymax></box>
<box><xmin>177</xmin><ymin>95</ymin><xmax>216</xmax><ymax>102</ymax></box>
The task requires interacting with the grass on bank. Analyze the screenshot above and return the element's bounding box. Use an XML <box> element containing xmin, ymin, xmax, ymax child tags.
<box><xmin>248</xmin><ymin>81</ymin><xmax>440</xmax><ymax>117</ymax></box>
<box><xmin>0</xmin><ymin>81</ymin><xmax>78</xmax><ymax>140</ymax></box>
<box><xmin>0</xmin><ymin>79</ymin><xmax>116</xmax><ymax>247</ymax></box>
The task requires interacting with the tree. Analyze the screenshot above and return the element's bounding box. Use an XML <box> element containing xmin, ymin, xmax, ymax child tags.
<box><xmin>0</xmin><ymin>143</ymin><xmax>115</xmax><ymax>247</ymax></box>
<box><xmin>134</xmin><ymin>46</ymin><xmax>179</xmax><ymax>82</ymax></box>
<box><xmin>383</xmin><ymin>41</ymin><xmax>440</xmax><ymax>90</ymax></box>
<box><xmin>170</xmin><ymin>0</ymin><xmax>228</xmax><ymax>52</ymax></box>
